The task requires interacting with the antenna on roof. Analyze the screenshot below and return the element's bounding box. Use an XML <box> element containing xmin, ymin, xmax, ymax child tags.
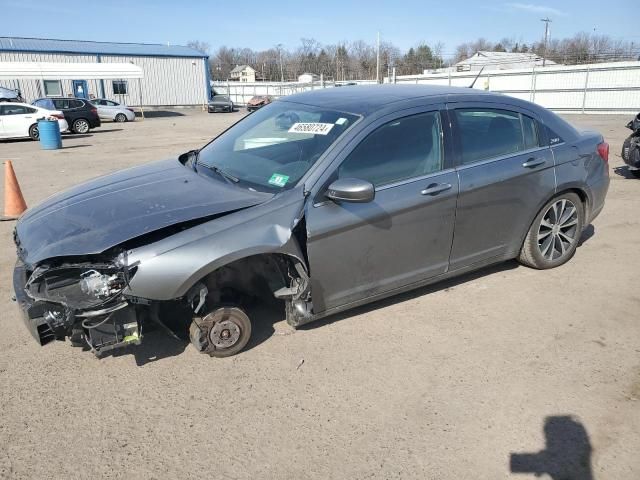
<box><xmin>469</xmin><ymin>66</ymin><xmax>485</xmax><ymax>88</ymax></box>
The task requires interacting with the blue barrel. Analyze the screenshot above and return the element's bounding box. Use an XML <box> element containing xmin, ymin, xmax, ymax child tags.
<box><xmin>37</xmin><ymin>119</ymin><xmax>62</xmax><ymax>150</ymax></box>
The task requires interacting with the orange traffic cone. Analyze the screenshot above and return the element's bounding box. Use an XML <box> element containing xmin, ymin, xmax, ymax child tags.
<box><xmin>1</xmin><ymin>161</ymin><xmax>28</xmax><ymax>221</ymax></box>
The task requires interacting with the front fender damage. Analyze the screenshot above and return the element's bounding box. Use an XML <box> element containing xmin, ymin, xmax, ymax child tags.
<box><xmin>13</xmin><ymin>187</ymin><xmax>317</xmax><ymax>357</ymax></box>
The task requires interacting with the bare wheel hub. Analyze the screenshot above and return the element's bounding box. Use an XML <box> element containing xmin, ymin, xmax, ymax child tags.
<box><xmin>210</xmin><ymin>319</ymin><xmax>241</xmax><ymax>349</ymax></box>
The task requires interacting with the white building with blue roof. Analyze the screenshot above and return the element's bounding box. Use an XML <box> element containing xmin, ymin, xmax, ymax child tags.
<box><xmin>0</xmin><ymin>37</ymin><xmax>210</xmax><ymax>107</ymax></box>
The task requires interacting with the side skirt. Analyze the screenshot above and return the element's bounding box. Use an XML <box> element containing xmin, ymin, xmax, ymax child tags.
<box><xmin>295</xmin><ymin>251</ymin><xmax>518</xmax><ymax>327</ymax></box>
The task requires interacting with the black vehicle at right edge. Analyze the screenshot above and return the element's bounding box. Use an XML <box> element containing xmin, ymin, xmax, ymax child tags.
<box><xmin>622</xmin><ymin>113</ymin><xmax>640</xmax><ymax>177</ymax></box>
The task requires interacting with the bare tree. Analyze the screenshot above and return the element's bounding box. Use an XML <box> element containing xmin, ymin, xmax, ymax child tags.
<box><xmin>187</xmin><ymin>40</ymin><xmax>210</xmax><ymax>54</ymax></box>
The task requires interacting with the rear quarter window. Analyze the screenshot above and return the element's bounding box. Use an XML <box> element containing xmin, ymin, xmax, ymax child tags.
<box><xmin>546</xmin><ymin>125</ymin><xmax>564</xmax><ymax>146</ymax></box>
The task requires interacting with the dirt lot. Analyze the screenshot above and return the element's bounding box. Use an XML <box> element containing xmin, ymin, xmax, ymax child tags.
<box><xmin>0</xmin><ymin>109</ymin><xmax>638</xmax><ymax>480</ymax></box>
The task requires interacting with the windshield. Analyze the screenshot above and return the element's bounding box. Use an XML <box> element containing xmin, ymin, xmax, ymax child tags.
<box><xmin>197</xmin><ymin>101</ymin><xmax>359</xmax><ymax>191</ymax></box>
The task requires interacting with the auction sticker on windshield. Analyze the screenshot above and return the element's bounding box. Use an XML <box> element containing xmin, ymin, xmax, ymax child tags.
<box><xmin>288</xmin><ymin>122</ymin><xmax>334</xmax><ymax>135</ymax></box>
<box><xmin>268</xmin><ymin>173</ymin><xmax>290</xmax><ymax>187</ymax></box>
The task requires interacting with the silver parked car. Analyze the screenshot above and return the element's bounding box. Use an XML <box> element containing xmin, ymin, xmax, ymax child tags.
<box><xmin>12</xmin><ymin>85</ymin><xmax>609</xmax><ymax>358</ymax></box>
<box><xmin>91</xmin><ymin>98</ymin><xmax>136</xmax><ymax>122</ymax></box>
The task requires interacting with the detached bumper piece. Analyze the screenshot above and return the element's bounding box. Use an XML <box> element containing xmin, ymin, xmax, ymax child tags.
<box><xmin>13</xmin><ymin>259</ymin><xmax>142</xmax><ymax>357</ymax></box>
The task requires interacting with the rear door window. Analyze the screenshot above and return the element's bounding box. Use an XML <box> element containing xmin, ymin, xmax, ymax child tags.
<box><xmin>453</xmin><ymin>109</ymin><xmax>524</xmax><ymax>164</ymax></box>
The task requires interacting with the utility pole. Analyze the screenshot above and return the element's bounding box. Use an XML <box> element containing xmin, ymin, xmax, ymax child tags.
<box><xmin>277</xmin><ymin>44</ymin><xmax>284</xmax><ymax>82</ymax></box>
<box><xmin>376</xmin><ymin>31</ymin><xmax>380</xmax><ymax>83</ymax></box>
<box><xmin>540</xmin><ymin>17</ymin><xmax>552</xmax><ymax>67</ymax></box>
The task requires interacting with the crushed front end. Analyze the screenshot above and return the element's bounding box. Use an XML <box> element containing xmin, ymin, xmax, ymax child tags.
<box><xmin>13</xmin><ymin>250</ymin><xmax>143</xmax><ymax>357</ymax></box>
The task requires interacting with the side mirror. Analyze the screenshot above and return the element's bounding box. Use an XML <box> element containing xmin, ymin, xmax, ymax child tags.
<box><xmin>325</xmin><ymin>178</ymin><xmax>375</xmax><ymax>203</ymax></box>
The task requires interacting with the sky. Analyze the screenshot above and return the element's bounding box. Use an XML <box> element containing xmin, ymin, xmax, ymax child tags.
<box><xmin>1</xmin><ymin>0</ymin><xmax>635</xmax><ymax>57</ymax></box>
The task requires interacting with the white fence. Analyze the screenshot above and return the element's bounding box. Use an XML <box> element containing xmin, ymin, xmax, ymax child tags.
<box><xmin>387</xmin><ymin>61</ymin><xmax>640</xmax><ymax>114</ymax></box>
<box><xmin>214</xmin><ymin>62</ymin><xmax>640</xmax><ymax>114</ymax></box>
<box><xmin>212</xmin><ymin>80</ymin><xmax>377</xmax><ymax>106</ymax></box>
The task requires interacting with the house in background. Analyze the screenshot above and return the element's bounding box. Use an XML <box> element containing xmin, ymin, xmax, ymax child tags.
<box><xmin>447</xmin><ymin>51</ymin><xmax>556</xmax><ymax>73</ymax></box>
<box><xmin>0</xmin><ymin>36</ymin><xmax>210</xmax><ymax>106</ymax></box>
<box><xmin>229</xmin><ymin>65</ymin><xmax>256</xmax><ymax>82</ymax></box>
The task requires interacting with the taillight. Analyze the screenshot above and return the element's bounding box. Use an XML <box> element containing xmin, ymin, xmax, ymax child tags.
<box><xmin>53</xmin><ymin>113</ymin><xmax>64</xmax><ymax>120</ymax></box>
<box><xmin>91</xmin><ymin>108</ymin><xmax>97</xmax><ymax>114</ymax></box>
<box><xmin>597</xmin><ymin>142</ymin><xmax>609</xmax><ymax>163</ymax></box>
<box><xmin>126</xmin><ymin>108</ymin><xmax>134</xmax><ymax>112</ymax></box>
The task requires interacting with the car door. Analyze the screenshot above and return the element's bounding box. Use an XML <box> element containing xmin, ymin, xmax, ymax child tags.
<box><xmin>93</xmin><ymin>99</ymin><xmax>108</xmax><ymax>119</ymax></box>
<box><xmin>305</xmin><ymin>107</ymin><xmax>459</xmax><ymax>313</ymax></box>
<box><xmin>447</xmin><ymin>102</ymin><xmax>555</xmax><ymax>270</ymax></box>
<box><xmin>0</xmin><ymin>105</ymin><xmax>33</xmax><ymax>137</ymax></box>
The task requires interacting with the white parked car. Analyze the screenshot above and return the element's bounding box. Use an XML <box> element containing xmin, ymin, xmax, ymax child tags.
<box><xmin>91</xmin><ymin>98</ymin><xmax>136</xmax><ymax>122</ymax></box>
<box><xmin>0</xmin><ymin>102</ymin><xmax>68</xmax><ymax>140</ymax></box>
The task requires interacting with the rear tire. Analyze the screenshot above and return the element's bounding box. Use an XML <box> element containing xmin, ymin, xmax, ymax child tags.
<box><xmin>72</xmin><ymin>118</ymin><xmax>90</xmax><ymax>134</ymax></box>
<box><xmin>518</xmin><ymin>192</ymin><xmax>584</xmax><ymax>269</ymax></box>
<box><xmin>622</xmin><ymin>137</ymin><xmax>631</xmax><ymax>161</ymax></box>
<box><xmin>189</xmin><ymin>306</ymin><xmax>252</xmax><ymax>358</ymax></box>
<box><xmin>115</xmin><ymin>113</ymin><xmax>127</xmax><ymax>123</ymax></box>
<box><xmin>631</xmin><ymin>169</ymin><xmax>640</xmax><ymax>178</ymax></box>
<box><xmin>28</xmin><ymin>124</ymin><xmax>39</xmax><ymax>140</ymax></box>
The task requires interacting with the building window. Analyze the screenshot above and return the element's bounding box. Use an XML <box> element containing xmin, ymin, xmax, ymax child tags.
<box><xmin>113</xmin><ymin>80</ymin><xmax>128</xmax><ymax>95</ymax></box>
<box><xmin>43</xmin><ymin>80</ymin><xmax>62</xmax><ymax>96</ymax></box>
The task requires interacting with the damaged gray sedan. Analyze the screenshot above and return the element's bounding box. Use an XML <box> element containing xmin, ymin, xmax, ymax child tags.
<box><xmin>12</xmin><ymin>85</ymin><xmax>609</xmax><ymax>357</ymax></box>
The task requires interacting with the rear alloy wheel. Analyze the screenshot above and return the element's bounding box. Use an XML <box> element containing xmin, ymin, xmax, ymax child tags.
<box><xmin>622</xmin><ymin>138</ymin><xmax>631</xmax><ymax>161</ymax></box>
<box><xmin>29</xmin><ymin>124</ymin><xmax>39</xmax><ymax>140</ymax></box>
<box><xmin>72</xmin><ymin>118</ymin><xmax>90</xmax><ymax>134</ymax></box>
<box><xmin>189</xmin><ymin>306</ymin><xmax>252</xmax><ymax>358</ymax></box>
<box><xmin>518</xmin><ymin>192</ymin><xmax>584</xmax><ymax>269</ymax></box>
<box><xmin>115</xmin><ymin>113</ymin><xmax>127</xmax><ymax>123</ymax></box>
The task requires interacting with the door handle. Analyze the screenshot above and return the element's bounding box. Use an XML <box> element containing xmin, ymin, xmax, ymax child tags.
<box><xmin>421</xmin><ymin>183</ymin><xmax>452</xmax><ymax>196</ymax></box>
<box><xmin>522</xmin><ymin>158</ymin><xmax>546</xmax><ymax>168</ymax></box>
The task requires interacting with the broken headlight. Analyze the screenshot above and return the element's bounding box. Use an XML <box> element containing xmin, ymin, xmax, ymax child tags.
<box><xmin>25</xmin><ymin>262</ymin><xmax>130</xmax><ymax>310</ymax></box>
<box><xmin>80</xmin><ymin>270</ymin><xmax>124</xmax><ymax>299</ymax></box>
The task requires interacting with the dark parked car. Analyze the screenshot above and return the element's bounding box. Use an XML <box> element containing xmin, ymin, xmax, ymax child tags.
<box><xmin>208</xmin><ymin>95</ymin><xmax>233</xmax><ymax>113</ymax></box>
<box><xmin>247</xmin><ymin>95</ymin><xmax>273</xmax><ymax>112</ymax></box>
<box><xmin>13</xmin><ymin>85</ymin><xmax>609</xmax><ymax>358</ymax></box>
<box><xmin>32</xmin><ymin>97</ymin><xmax>100</xmax><ymax>133</ymax></box>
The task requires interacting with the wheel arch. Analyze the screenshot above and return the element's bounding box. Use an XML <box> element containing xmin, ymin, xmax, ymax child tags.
<box><xmin>517</xmin><ymin>185</ymin><xmax>590</xmax><ymax>250</ymax></box>
<box><xmin>28</xmin><ymin>122</ymin><xmax>38</xmax><ymax>139</ymax></box>
<box><xmin>182</xmin><ymin>251</ymin><xmax>307</xmax><ymax>308</ymax></box>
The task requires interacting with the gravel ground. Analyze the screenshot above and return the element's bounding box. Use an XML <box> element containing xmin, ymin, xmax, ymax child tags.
<box><xmin>0</xmin><ymin>109</ymin><xmax>638</xmax><ymax>480</ymax></box>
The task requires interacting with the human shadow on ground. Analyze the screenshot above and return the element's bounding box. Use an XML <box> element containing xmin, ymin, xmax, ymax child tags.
<box><xmin>511</xmin><ymin>415</ymin><xmax>593</xmax><ymax>480</ymax></box>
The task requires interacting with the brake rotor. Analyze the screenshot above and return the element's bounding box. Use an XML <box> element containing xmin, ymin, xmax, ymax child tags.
<box><xmin>209</xmin><ymin>318</ymin><xmax>241</xmax><ymax>349</ymax></box>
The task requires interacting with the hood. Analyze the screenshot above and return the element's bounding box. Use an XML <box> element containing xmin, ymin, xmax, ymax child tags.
<box><xmin>16</xmin><ymin>159</ymin><xmax>272</xmax><ymax>265</ymax></box>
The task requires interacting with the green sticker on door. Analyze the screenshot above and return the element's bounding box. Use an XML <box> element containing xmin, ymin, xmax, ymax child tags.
<box><xmin>268</xmin><ymin>173</ymin><xmax>290</xmax><ymax>187</ymax></box>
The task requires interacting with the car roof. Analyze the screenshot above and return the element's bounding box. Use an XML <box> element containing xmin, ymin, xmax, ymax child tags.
<box><xmin>34</xmin><ymin>97</ymin><xmax>86</xmax><ymax>101</ymax></box>
<box><xmin>279</xmin><ymin>84</ymin><xmax>496</xmax><ymax>115</ymax></box>
<box><xmin>0</xmin><ymin>101</ymin><xmax>31</xmax><ymax>107</ymax></box>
